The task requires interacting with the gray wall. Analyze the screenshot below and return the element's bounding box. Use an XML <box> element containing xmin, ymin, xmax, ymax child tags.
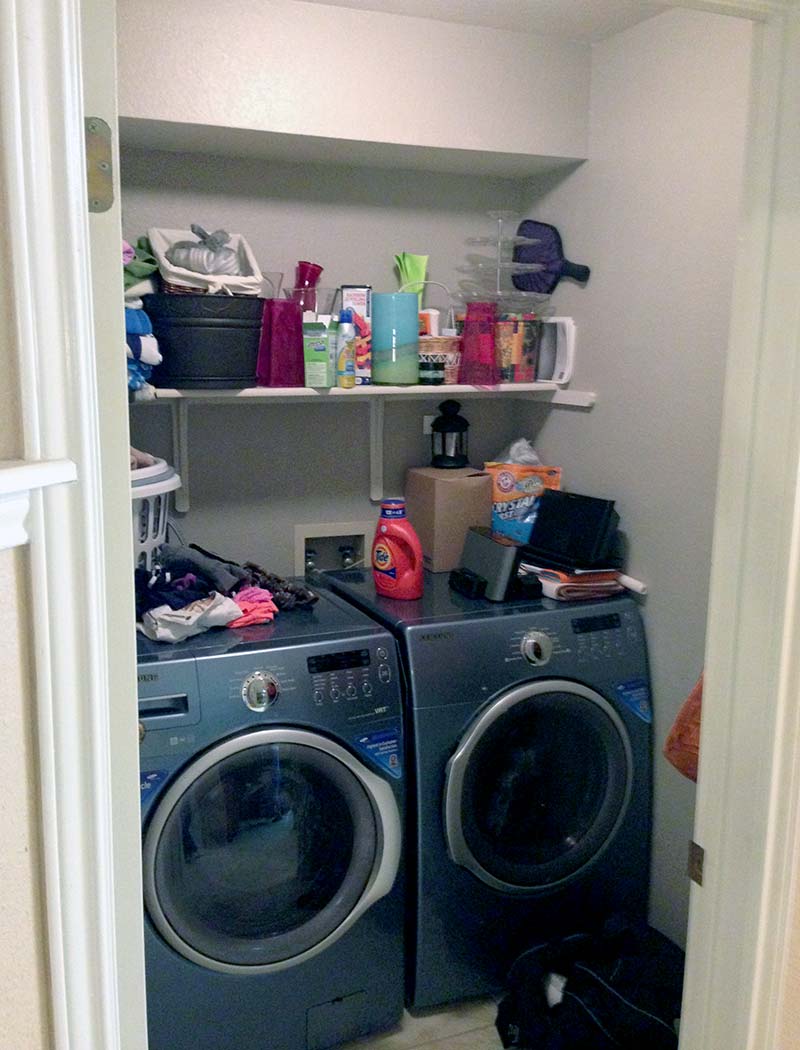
<box><xmin>129</xmin><ymin>398</ymin><xmax>524</xmax><ymax>572</ymax></box>
<box><xmin>518</xmin><ymin>8</ymin><xmax>753</xmax><ymax>945</ymax></box>
<box><xmin>123</xmin><ymin>151</ymin><xmax>531</xmax><ymax>571</ymax></box>
<box><xmin>120</xmin><ymin>148</ymin><xmax>530</xmax><ymax>303</ymax></box>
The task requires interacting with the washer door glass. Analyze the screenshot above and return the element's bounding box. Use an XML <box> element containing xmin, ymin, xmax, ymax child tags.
<box><xmin>145</xmin><ymin>734</ymin><xmax>379</xmax><ymax>968</ymax></box>
<box><xmin>446</xmin><ymin>681</ymin><xmax>632</xmax><ymax>892</ymax></box>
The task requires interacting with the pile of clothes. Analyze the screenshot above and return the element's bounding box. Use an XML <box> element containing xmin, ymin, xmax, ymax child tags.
<box><xmin>136</xmin><ymin>543</ymin><xmax>318</xmax><ymax>644</ymax></box>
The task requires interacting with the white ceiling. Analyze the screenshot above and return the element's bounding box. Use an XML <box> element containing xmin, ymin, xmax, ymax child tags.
<box><xmin>298</xmin><ymin>0</ymin><xmax>670</xmax><ymax>41</ymax></box>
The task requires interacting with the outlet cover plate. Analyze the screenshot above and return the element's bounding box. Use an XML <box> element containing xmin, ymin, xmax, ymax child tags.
<box><xmin>294</xmin><ymin>521</ymin><xmax>374</xmax><ymax>576</ymax></box>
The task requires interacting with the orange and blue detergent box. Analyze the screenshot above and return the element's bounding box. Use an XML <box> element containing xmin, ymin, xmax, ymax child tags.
<box><xmin>484</xmin><ymin>463</ymin><xmax>562</xmax><ymax>543</ymax></box>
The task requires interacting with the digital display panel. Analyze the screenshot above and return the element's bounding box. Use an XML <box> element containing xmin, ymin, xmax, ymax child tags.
<box><xmin>571</xmin><ymin>613</ymin><xmax>621</xmax><ymax>635</ymax></box>
<box><xmin>307</xmin><ymin>649</ymin><xmax>371</xmax><ymax>674</ymax></box>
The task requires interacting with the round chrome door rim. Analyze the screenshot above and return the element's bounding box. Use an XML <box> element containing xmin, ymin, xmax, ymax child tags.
<box><xmin>444</xmin><ymin>679</ymin><xmax>633</xmax><ymax>894</ymax></box>
<box><xmin>143</xmin><ymin>726</ymin><xmax>401</xmax><ymax>974</ymax></box>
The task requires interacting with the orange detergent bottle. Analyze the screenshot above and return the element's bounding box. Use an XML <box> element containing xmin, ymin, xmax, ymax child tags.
<box><xmin>372</xmin><ymin>499</ymin><xmax>424</xmax><ymax>600</ymax></box>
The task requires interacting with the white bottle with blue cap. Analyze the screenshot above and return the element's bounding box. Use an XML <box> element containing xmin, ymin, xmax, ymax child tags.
<box><xmin>336</xmin><ymin>308</ymin><xmax>356</xmax><ymax>389</ymax></box>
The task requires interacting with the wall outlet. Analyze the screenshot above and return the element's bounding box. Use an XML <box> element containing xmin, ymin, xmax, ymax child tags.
<box><xmin>294</xmin><ymin>521</ymin><xmax>374</xmax><ymax>576</ymax></box>
<box><xmin>423</xmin><ymin>414</ymin><xmax>436</xmax><ymax>435</ymax></box>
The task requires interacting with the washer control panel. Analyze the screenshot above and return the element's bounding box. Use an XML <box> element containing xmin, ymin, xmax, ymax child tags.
<box><xmin>224</xmin><ymin>639</ymin><xmax>399</xmax><ymax>725</ymax></box>
<box><xmin>307</xmin><ymin>645</ymin><xmax>391</xmax><ymax>708</ymax></box>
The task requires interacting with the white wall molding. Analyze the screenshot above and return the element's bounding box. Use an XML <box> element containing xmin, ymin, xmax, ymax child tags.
<box><xmin>670</xmin><ymin>0</ymin><xmax>794</xmax><ymax>18</ymax></box>
<box><xmin>0</xmin><ymin>460</ymin><xmax>77</xmax><ymax>551</ymax></box>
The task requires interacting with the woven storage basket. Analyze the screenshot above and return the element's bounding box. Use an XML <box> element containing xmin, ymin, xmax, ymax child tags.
<box><xmin>418</xmin><ymin>335</ymin><xmax>462</xmax><ymax>384</ymax></box>
<box><xmin>148</xmin><ymin>227</ymin><xmax>263</xmax><ymax>296</ymax></box>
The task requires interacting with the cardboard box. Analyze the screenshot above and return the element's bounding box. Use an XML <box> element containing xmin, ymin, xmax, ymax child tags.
<box><xmin>302</xmin><ymin>321</ymin><xmax>332</xmax><ymax>388</ymax></box>
<box><xmin>405</xmin><ymin>466</ymin><xmax>492</xmax><ymax>572</ymax></box>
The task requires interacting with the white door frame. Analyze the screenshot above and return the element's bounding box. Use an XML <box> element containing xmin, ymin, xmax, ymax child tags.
<box><xmin>1</xmin><ymin>0</ymin><xmax>144</xmax><ymax>1049</ymax></box>
<box><xmin>675</xmin><ymin>3</ymin><xmax>800</xmax><ymax>1047</ymax></box>
<box><xmin>1</xmin><ymin>1</ymin><xmax>798</xmax><ymax>1049</ymax></box>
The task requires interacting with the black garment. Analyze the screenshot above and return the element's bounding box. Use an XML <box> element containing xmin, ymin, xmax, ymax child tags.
<box><xmin>496</xmin><ymin>918</ymin><xmax>684</xmax><ymax>1050</ymax></box>
<box><xmin>134</xmin><ymin>567</ymin><xmax>215</xmax><ymax>619</ymax></box>
<box><xmin>159</xmin><ymin>543</ymin><xmax>250</xmax><ymax>594</ymax></box>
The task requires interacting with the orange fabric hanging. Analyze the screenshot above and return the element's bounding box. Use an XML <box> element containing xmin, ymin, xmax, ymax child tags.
<box><xmin>663</xmin><ymin>673</ymin><xmax>703</xmax><ymax>782</ymax></box>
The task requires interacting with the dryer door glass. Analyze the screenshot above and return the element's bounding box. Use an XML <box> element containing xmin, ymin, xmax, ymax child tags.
<box><xmin>146</xmin><ymin>738</ymin><xmax>378</xmax><ymax>967</ymax></box>
<box><xmin>447</xmin><ymin>682</ymin><xmax>632</xmax><ymax>891</ymax></box>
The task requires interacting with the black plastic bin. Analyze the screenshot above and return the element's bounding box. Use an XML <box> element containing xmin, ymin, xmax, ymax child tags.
<box><xmin>142</xmin><ymin>293</ymin><xmax>265</xmax><ymax>389</ymax></box>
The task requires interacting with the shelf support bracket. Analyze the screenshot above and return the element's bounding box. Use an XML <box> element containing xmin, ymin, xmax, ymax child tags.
<box><xmin>170</xmin><ymin>400</ymin><xmax>190</xmax><ymax>513</ymax></box>
<box><xmin>369</xmin><ymin>398</ymin><xmax>385</xmax><ymax>503</ymax></box>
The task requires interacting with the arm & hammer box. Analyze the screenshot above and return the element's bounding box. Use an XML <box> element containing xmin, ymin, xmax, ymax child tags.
<box><xmin>404</xmin><ymin>466</ymin><xmax>492</xmax><ymax>572</ymax></box>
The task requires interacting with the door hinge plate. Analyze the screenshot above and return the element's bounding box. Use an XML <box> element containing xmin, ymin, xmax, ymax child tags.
<box><xmin>85</xmin><ymin>117</ymin><xmax>113</xmax><ymax>213</ymax></box>
<box><xmin>688</xmin><ymin>840</ymin><xmax>705</xmax><ymax>886</ymax></box>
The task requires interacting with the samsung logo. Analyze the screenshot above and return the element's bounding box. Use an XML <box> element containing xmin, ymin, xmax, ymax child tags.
<box><xmin>138</xmin><ymin>673</ymin><xmax>158</xmax><ymax>683</ymax></box>
<box><xmin>418</xmin><ymin>632</ymin><xmax>455</xmax><ymax>643</ymax></box>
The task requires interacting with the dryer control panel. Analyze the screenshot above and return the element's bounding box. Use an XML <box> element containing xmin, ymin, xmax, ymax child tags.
<box><xmin>572</xmin><ymin>610</ymin><xmax>638</xmax><ymax>664</ymax></box>
<box><xmin>502</xmin><ymin>605</ymin><xmax>642</xmax><ymax>669</ymax></box>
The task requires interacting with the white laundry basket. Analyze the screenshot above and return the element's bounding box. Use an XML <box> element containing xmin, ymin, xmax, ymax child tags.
<box><xmin>131</xmin><ymin>458</ymin><xmax>181</xmax><ymax>569</ymax></box>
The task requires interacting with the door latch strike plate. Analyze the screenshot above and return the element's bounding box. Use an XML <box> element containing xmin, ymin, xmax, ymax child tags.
<box><xmin>85</xmin><ymin>117</ymin><xmax>113</xmax><ymax>213</ymax></box>
<box><xmin>688</xmin><ymin>840</ymin><xmax>704</xmax><ymax>886</ymax></box>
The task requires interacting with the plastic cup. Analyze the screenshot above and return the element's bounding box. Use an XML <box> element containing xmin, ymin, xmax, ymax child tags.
<box><xmin>294</xmin><ymin>260</ymin><xmax>323</xmax><ymax>289</ymax></box>
<box><xmin>284</xmin><ymin>286</ymin><xmax>338</xmax><ymax>314</ymax></box>
<box><xmin>260</xmin><ymin>272</ymin><xmax>284</xmax><ymax>298</ymax></box>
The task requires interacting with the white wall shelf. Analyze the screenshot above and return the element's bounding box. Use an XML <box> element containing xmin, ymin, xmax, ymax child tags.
<box><xmin>134</xmin><ymin>382</ymin><xmax>595</xmax><ymax>406</ymax></box>
<box><xmin>119</xmin><ymin>118</ymin><xmax>585</xmax><ymax>181</ymax></box>
<box><xmin>130</xmin><ymin>383</ymin><xmax>595</xmax><ymax>509</ymax></box>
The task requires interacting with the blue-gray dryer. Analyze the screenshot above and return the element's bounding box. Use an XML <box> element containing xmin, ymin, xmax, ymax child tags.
<box><xmin>326</xmin><ymin>570</ymin><xmax>652</xmax><ymax>1012</ymax></box>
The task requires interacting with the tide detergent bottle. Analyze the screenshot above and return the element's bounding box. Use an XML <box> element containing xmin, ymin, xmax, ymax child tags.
<box><xmin>372</xmin><ymin>498</ymin><xmax>424</xmax><ymax>600</ymax></box>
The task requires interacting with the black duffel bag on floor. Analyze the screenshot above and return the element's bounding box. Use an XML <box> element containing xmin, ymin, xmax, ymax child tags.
<box><xmin>496</xmin><ymin>918</ymin><xmax>685</xmax><ymax>1050</ymax></box>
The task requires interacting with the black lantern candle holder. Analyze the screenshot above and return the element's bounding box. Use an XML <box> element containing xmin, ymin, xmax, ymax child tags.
<box><xmin>430</xmin><ymin>399</ymin><xmax>469</xmax><ymax>469</ymax></box>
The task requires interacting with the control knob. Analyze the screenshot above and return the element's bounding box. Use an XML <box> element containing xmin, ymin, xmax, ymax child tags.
<box><xmin>242</xmin><ymin>672</ymin><xmax>280</xmax><ymax>712</ymax></box>
<box><xmin>520</xmin><ymin>630</ymin><xmax>553</xmax><ymax>666</ymax></box>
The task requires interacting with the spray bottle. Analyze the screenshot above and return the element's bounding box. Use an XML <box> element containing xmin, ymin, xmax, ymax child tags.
<box><xmin>336</xmin><ymin>308</ymin><xmax>356</xmax><ymax>389</ymax></box>
<box><xmin>372</xmin><ymin>498</ymin><xmax>424</xmax><ymax>600</ymax></box>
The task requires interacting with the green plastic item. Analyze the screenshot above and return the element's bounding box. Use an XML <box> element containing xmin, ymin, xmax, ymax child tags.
<box><xmin>394</xmin><ymin>252</ymin><xmax>428</xmax><ymax>308</ymax></box>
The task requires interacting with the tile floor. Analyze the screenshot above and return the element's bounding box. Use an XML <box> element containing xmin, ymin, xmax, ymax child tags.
<box><xmin>341</xmin><ymin>999</ymin><xmax>501</xmax><ymax>1050</ymax></box>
